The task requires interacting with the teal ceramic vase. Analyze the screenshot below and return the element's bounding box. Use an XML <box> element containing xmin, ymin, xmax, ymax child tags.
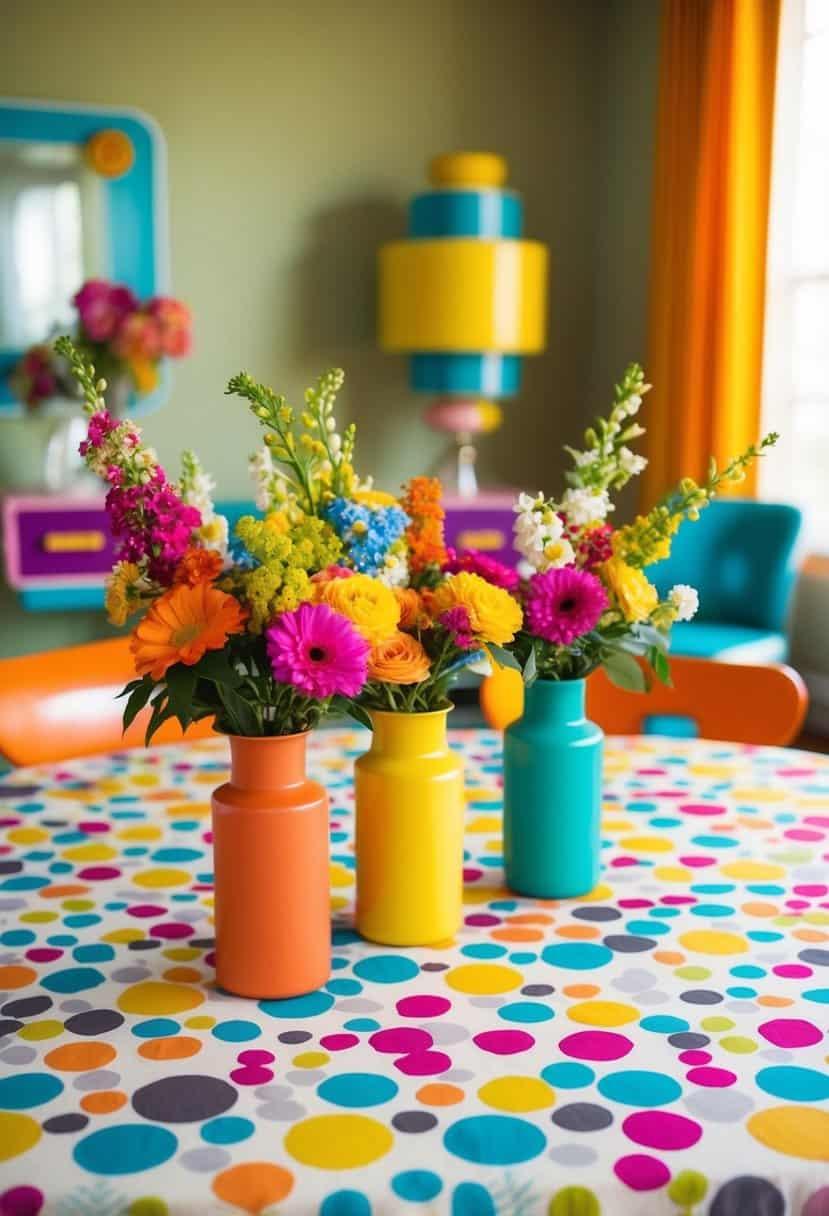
<box><xmin>503</xmin><ymin>677</ymin><xmax>603</xmax><ymax>898</ymax></box>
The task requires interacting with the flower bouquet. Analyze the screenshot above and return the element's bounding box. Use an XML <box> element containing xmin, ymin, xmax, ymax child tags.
<box><xmin>496</xmin><ymin>364</ymin><xmax>777</xmax><ymax>898</ymax></box>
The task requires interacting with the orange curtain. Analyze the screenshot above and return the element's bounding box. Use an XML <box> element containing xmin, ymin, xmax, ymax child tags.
<box><xmin>643</xmin><ymin>0</ymin><xmax>781</xmax><ymax>503</ymax></box>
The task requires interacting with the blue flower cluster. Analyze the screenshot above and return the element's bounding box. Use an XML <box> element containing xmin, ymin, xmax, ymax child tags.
<box><xmin>325</xmin><ymin>497</ymin><xmax>409</xmax><ymax>575</ymax></box>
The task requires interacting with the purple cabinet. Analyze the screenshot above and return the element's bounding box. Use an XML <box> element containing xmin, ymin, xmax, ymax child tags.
<box><xmin>443</xmin><ymin>491</ymin><xmax>519</xmax><ymax>567</ymax></box>
<box><xmin>3</xmin><ymin>496</ymin><xmax>115</xmax><ymax>591</ymax></box>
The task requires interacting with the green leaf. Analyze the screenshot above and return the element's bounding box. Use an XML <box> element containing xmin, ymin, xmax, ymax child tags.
<box><xmin>603</xmin><ymin>650</ymin><xmax>647</xmax><ymax>693</ymax></box>
<box><xmin>634</xmin><ymin>623</ymin><xmax>670</xmax><ymax>654</ymax></box>
<box><xmin>194</xmin><ymin>649</ymin><xmax>242</xmax><ymax>686</ymax></box>
<box><xmin>121</xmin><ymin>677</ymin><xmax>153</xmax><ymax>733</ymax></box>
<box><xmin>215</xmin><ymin>683</ymin><xmax>260</xmax><ymax>736</ymax></box>
<box><xmin>144</xmin><ymin>692</ymin><xmax>172</xmax><ymax>747</ymax></box>
<box><xmin>522</xmin><ymin>644</ymin><xmax>538</xmax><ymax>688</ymax></box>
<box><xmin>164</xmin><ymin>663</ymin><xmax>199</xmax><ymax>730</ymax></box>
<box><xmin>653</xmin><ymin>648</ymin><xmax>672</xmax><ymax>686</ymax></box>
<box><xmin>487</xmin><ymin>643</ymin><xmax>521</xmax><ymax>672</ymax></box>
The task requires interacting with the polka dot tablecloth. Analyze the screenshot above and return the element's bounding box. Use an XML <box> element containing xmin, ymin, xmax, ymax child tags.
<box><xmin>0</xmin><ymin>731</ymin><xmax>827</xmax><ymax>1216</ymax></box>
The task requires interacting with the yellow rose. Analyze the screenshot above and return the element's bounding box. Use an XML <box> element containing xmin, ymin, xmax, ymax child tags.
<box><xmin>599</xmin><ymin>555</ymin><xmax>658</xmax><ymax>623</ymax></box>
<box><xmin>316</xmin><ymin>573</ymin><xmax>400</xmax><ymax>644</ymax></box>
<box><xmin>431</xmin><ymin>571</ymin><xmax>522</xmax><ymax>645</ymax></box>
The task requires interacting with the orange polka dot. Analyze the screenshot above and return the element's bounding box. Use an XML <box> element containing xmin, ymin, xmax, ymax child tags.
<box><xmin>794</xmin><ymin>928</ymin><xmax>828</xmax><ymax>942</ymax></box>
<box><xmin>80</xmin><ymin>1091</ymin><xmax>127</xmax><ymax>1114</ymax></box>
<box><xmin>757</xmin><ymin>995</ymin><xmax>795</xmax><ymax>1008</ymax></box>
<box><xmin>146</xmin><ymin>789</ymin><xmax>186</xmax><ymax>801</ymax></box>
<box><xmin>162</xmin><ymin>966</ymin><xmax>203</xmax><ymax>983</ymax></box>
<box><xmin>555</xmin><ymin>924</ymin><xmax>600</xmax><ymax>940</ymax></box>
<box><xmin>45</xmin><ymin>1042</ymin><xmax>116</xmax><ymax>1071</ymax></box>
<box><xmin>741</xmin><ymin>902</ymin><xmax>778</xmax><ymax>918</ymax></box>
<box><xmin>654</xmin><ymin>951</ymin><xmax>685</xmax><ymax>965</ymax></box>
<box><xmin>416</xmin><ymin>1083</ymin><xmax>465</xmax><ymax>1106</ymax></box>
<box><xmin>504</xmin><ymin>913</ymin><xmax>554</xmax><ymax>925</ymax></box>
<box><xmin>138</xmin><ymin>1036</ymin><xmax>202</xmax><ymax>1060</ymax></box>
<box><xmin>491</xmin><ymin>927</ymin><xmax>543</xmax><ymax>943</ymax></box>
<box><xmin>563</xmin><ymin>984</ymin><xmax>601</xmax><ymax>998</ymax></box>
<box><xmin>212</xmin><ymin>1162</ymin><xmax>294</xmax><ymax>1214</ymax></box>
<box><xmin>0</xmin><ymin>965</ymin><xmax>36</xmax><ymax>990</ymax></box>
<box><xmin>37</xmin><ymin>884</ymin><xmax>90</xmax><ymax>899</ymax></box>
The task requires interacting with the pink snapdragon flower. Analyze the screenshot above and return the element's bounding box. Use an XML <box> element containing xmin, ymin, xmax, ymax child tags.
<box><xmin>266</xmin><ymin>601</ymin><xmax>369</xmax><ymax>699</ymax></box>
<box><xmin>439</xmin><ymin>605</ymin><xmax>476</xmax><ymax>651</ymax></box>
<box><xmin>444</xmin><ymin>548</ymin><xmax>520</xmax><ymax>592</ymax></box>
<box><xmin>525</xmin><ymin>567</ymin><xmax>608</xmax><ymax>646</ymax></box>
<box><xmin>73</xmin><ymin>280</ymin><xmax>138</xmax><ymax>342</ymax></box>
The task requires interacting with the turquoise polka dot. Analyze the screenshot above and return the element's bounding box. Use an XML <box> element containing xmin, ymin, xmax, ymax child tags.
<box><xmin>211</xmin><ymin>1020</ymin><xmax>261</xmax><ymax>1042</ymax></box>
<box><xmin>509</xmin><ymin>952</ymin><xmax>537</xmax><ymax>965</ymax></box>
<box><xmin>0</xmin><ymin>1072</ymin><xmax>63</xmax><ymax>1109</ymax></box>
<box><xmin>730</xmin><ymin>965</ymin><xmax>766</xmax><ymax>978</ymax></box>
<box><xmin>352</xmin><ymin>955</ymin><xmax>420</xmax><ymax>984</ymax></box>
<box><xmin>132</xmin><ymin>1018</ymin><xmax>181</xmax><ymax>1038</ymax></box>
<box><xmin>444</xmin><ymin>1115</ymin><xmax>546</xmax><ymax>1165</ymax></box>
<box><xmin>650</xmin><ymin>907</ymin><xmax>680</xmax><ymax>918</ymax></box>
<box><xmin>640</xmin><ymin>1015</ymin><xmax>689</xmax><ymax>1034</ymax></box>
<box><xmin>47</xmin><ymin>934</ymin><xmax>77</xmax><ymax>946</ymax></box>
<box><xmin>650</xmin><ymin>817</ymin><xmax>681</xmax><ymax>828</ymax></box>
<box><xmin>64</xmin><ymin>915</ymin><xmax>102</xmax><ymax>929</ymax></box>
<box><xmin>690</xmin><ymin>904</ymin><xmax>735</xmax><ymax>918</ymax></box>
<box><xmin>746</xmin><ymin>884</ymin><xmax>785</xmax><ymax>896</ymax></box>
<box><xmin>201</xmin><ymin>1116</ymin><xmax>255</xmax><ymax>1144</ymax></box>
<box><xmin>0</xmin><ymin>930</ymin><xmax>35</xmax><ymax>946</ymax></box>
<box><xmin>804</xmin><ymin>989</ymin><xmax>829</xmax><ymax>1005</ymax></box>
<box><xmin>40</xmin><ymin>966</ymin><xmax>105</xmax><ymax>994</ymax></box>
<box><xmin>541</xmin><ymin>943</ymin><xmax>612</xmax><ymax>970</ymax></box>
<box><xmin>72</xmin><ymin>945</ymin><xmax>114</xmax><ymax>963</ymax></box>
<box><xmin>74</xmin><ymin>1124</ymin><xmax>178</xmax><ymax>1174</ymax></box>
<box><xmin>326</xmin><ymin>979</ymin><xmax>363</xmax><ymax>996</ymax></box>
<box><xmin>151</xmin><ymin>847</ymin><xmax>203</xmax><ymax>862</ymax></box>
<box><xmin>690</xmin><ymin>836</ymin><xmax>738</xmax><ymax>849</ymax></box>
<box><xmin>626</xmin><ymin>919</ymin><xmax>670</xmax><ymax>936</ymax></box>
<box><xmin>691</xmin><ymin>883</ymin><xmax>736</xmax><ymax>894</ymax></box>
<box><xmin>0</xmin><ymin>876</ymin><xmax>49</xmax><ymax>891</ymax></box>
<box><xmin>497</xmin><ymin>1002</ymin><xmax>554</xmax><ymax>1024</ymax></box>
<box><xmin>726</xmin><ymin>986</ymin><xmax>756</xmax><ymax>998</ymax></box>
<box><xmin>317</xmin><ymin>1072</ymin><xmax>398</xmax><ymax>1108</ymax></box>
<box><xmin>343</xmin><ymin>1019</ymin><xmax>380</xmax><ymax>1032</ymax></box>
<box><xmin>541</xmin><ymin>1062</ymin><xmax>595</xmax><ymax>1089</ymax></box>
<box><xmin>259</xmin><ymin>991</ymin><xmax>335</xmax><ymax>1018</ymax></box>
<box><xmin>461</xmin><ymin>944</ymin><xmax>508</xmax><ymax>960</ymax></box>
<box><xmin>755</xmin><ymin>1066</ymin><xmax>829</xmax><ymax>1103</ymax></box>
<box><xmin>597</xmin><ymin>1069</ymin><xmax>682</xmax><ymax>1107</ymax></box>
<box><xmin>747</xmin><ymin>931</ymin><xmax>784</xmax><ymax>942</ymax></box>
<box><xmin>320</xmin><ymin>1192</ymin><xmax>371</xmax><ymax>1216</ymax></box>
<box><xmin>452</xmin><ymin>1182</ymin><xmax>496</xmax><ymax>1216</ymax></box>
<box><xmin>392</xmin><ymin>1170</ymin><xmax>443</xmax><ymax>1202</ymax></box>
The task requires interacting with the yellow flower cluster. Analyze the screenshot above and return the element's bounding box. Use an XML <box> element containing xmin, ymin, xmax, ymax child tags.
<box><xmin>232</xmin><ymin>512</ymin><xmax>342</xmax><ymax>633</ymax></box>
<box><xmin>599</xmin><ymin>555</ymin><xmax>658</xmax><ymax>623</ymax></box>
<box><xmin>431</xmin><ymin>572</ymin><xmax>523</xmax><ymax>645</ymax></box>
<box><xmin>612</xmin><ymin>509</ymin><xmax>682</xmax><ymax>567</ymax></box>
<box><xmin>315</xmin><ymin>573</ymin><xmax>400</xmax><ymax>644</ymax></box>
<box><xmin>105</xmin><ymin>561</ymin><xmax>144</xmax><ymax>627</ymax></box>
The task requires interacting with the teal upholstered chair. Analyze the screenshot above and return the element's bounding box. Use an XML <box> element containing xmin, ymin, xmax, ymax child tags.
<box><xmin>650</xmin><ymin>499</ymin><xmax>802</xmax><ymax>663</ymax></box>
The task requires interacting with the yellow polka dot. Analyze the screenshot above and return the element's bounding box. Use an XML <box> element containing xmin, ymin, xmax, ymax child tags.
<box><xmin>478</xmin><ymin>1076</ymin><xmax>555</xmax><ymax>1112</ymax></box>
<box><xmin>7</xmin><ymin>827</ymin><xmax>48</xmax><ymax>844</ymax></box>
<box><xmin>748</xmin><ymin>1106</ymin><xmax>829</xmax><ymax>1161</ymax></box>
<box><xmin>567</xmin><ymin>1000</ymin><xmax>639</xmax><ymax>1027</ymax></box>
<box><xmin>117</xmin><ymin>981</ymin><xmax>205</xmax><ymax>1015</ymax></box>
<box><xmin>465</xmin><ymin>789</ymin><xmax>500</xmax><ymax>804</ymax></box>
<box><xmin>62</xmin><ymin>898</ymin><xmax>95</xmax><ymax>912</ymax></box>
<box><xmin>701</xmin><ymin>1016</ymin><xmax>735</xmax><ymax>1032</ymax></box>
<box><xmin>284</xmin><ymin>1114</ymin><xmax>392</xmax><ymax>1169</ymax></box>
<box><xmin>95</xmin><ymin>779</ymin><xmax>126</xmax><ymax>794</ymax></box>
<box><xmin>102</xmin><ymin>928</ymin><xmax>145</xmax><ymax>944</ymax></box>
<box><xmin>467</xmin><ymin>815</ymin><xmax>501</xmax><ymax>833</ymax></box>
<box><xmin>805</xmin><ymin>911</ymin><xmax>829</xmax><ymax>926</ymax></box>
<box><xmin>674</xmin><ymin>966</ymin><xmax>711</xmax><ymax>981</ymax></box>
<box><xmin>329</xmin><ymin>862</ymin><xmax>354</xmax><ymax>888</ymax></box>
<box><xmin>292</xmin><ymin>1051</ymin><xmax>330</xmax><ymax>1068</ymax></box>
<box><xmin>720</xmin><ymin>860</ymin><xmax>786</xmax><ymax>880</ymax></box>
<box><xmin>130</xmin><ymin>773</ymin><xmax>160</xmax><ymax>786</ymax></box>
<box><xmin>602</xmin><ymin>820</ymin><xmax>635</xmax><ymax>833</ymax></box>
<box><xmin>688</xmin><ymin>763</ymin><xmax>736</xmax><ymax>779</ymax></box>
<box><xmin>116</xmin><ymin>825</ymin><xmax>162</xmax><ymax>841</ymax></box>
<box><xmin>773</xmin><ymin>915</ymin><xmax>798</xmax><ymax>927</ymax></box>
<box><xmin>619</xmin><ymin>835</ymin><xmax>674</xmax><ymax>854</ymax></box>
<box><xmin>163</xmin><ymin>947</ymin><xmax>200</xmax><ymax>961</ymax></box>
<box><xmin>719</xmin><ymin>1036</ymin><xmax>757</xmax><ymax>1054</ymax></box>
<box><xmin>20</xmin><ymin>911</ymin><xmax>57</xmax><ymax>923</ymax></box>
<box><xmin>330</xmin><ymin>895</ymin><xmax>349</xmax><ymax>912</ymax></box>
<box><xmin>184</xmin><ymin>1016</ymin><xmax>215</xmax><ymax>1029</ymax></box>
<box><xmin>679</xmin><ymin>930</ymin><xmax>748</xmax><ymax>956</ymax></box>
<box><xmin>166</xmin><ymin>802</ymin><xmax>210</xmax><ymax>819</ymax></box>
<box><xmin>574</xmin><ymin>883</ymin><xmax>613</xmax><ymax>903</ymax></box>
<box><xmin>484</xmin><ymin>839</ymin><xmax>503</xmax><ymax>853</ymax></box>
<box><xmin>729</xmin><ymin>787</ymin><xmax>785</xmax><ymax>803</ymax></box>
<box><xmin>445</xmin><ymin>963</ymin><xmax>522</xmax><ymax>995</ymax></box>
<box><xmin>654</xmin><ymin>866</ymin><xmax>693</xmax><ymax>883</ymax></box>
<box><xmin>61</xmin><ymin>843</ymin><xmax>118</xmax><ymax>862</ymax></box>
<box><xmin>133</xmin><ymin>868</ymin><xmax>191</xmax><ymax>889</ymax></box>
<box><xmin>0</xmin><ymin>1111</ymin><xmax>40</xmax><ymax>1162</ymax></box>
<box><xmin>18</xmin><ymin>1019</ymin><xmax>63</xmax><ymax>1041</ymax></box>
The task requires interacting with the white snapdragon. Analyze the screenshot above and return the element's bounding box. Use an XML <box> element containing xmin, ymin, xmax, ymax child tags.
<box><xmin>185</xmin><ymin>469</ymin><xmax>217</xmax><ymax>518</ymax></box>
<box><xmin>619</xmin><ymin>446</ymin><xmax>648</xmax><ymax>476</ymax></box>
<box><xmin>669</xmin><ymin>584</ymin><xmax>699</xmax><ymax>622</ymax></box>
<box><xmin>573</xmin><ymin>450</ymin><xmax>599</xmax><ymax>468</ymax></box>
<box><xmin>513</xmin><ymin>495</ymin><xmax>575</xmax><ymax>571</ymax></box>
<box><xmin>378</xmin><ymin>552</ymin><xmax>409</xmax><ymax>588</ymax></box>
<box><xmin>249</xmin><ymin>447</ymin><xmax>277</xmax><ymax>511</ymax></box>
<box><xmin>560</xmin><ymin>487</ymin><xmax>613</xmax><ymax>528</ymax></box>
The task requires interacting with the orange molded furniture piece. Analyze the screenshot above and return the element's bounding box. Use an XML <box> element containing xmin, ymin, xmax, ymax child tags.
<box><xmin>481</xmin><ymin>657</ymin><xmax>808</xmax><ymax>747</ymax></box>
<box><xmin>0</xmin><ymin>637</ymin><xmax>215</xmax><ymax>766</ymax></box>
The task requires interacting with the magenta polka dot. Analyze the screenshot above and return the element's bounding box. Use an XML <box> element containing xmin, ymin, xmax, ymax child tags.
<box><xmin>613</xmin><ymin>1153</ymin><xmax>671</xmax><ymax>1191</ymax></box>
<box><xmin>0</xmin><ymin>1184</ymin><xmax>44</xmax><ymax>1216</ymax></box>
<box><xmin>678</xmin><ymin>856</ymin><xmax>717</xmax><ymax>868</ymax></box>
<box><xmin>623</xmin><ymin>1111</ymin><xmax>702</xmax><ymax>1151</ymax></box>
<box><xmin>76</xmin><ymin>866</ymin><xmax>121</xmax><ymax>881</ymax></box>
<box><xmin>680</xmin><ymin>803</ymin><xmax>726</xmax><ymax>816</ymax></box>
<box><xmin>773</xmin><ymin>964</ymin><xmax>813</xmax><ymax>979</ymax></box>
<box><xmin>25</xmin><ymin>948</ymin><xmax>63</xmax><ymax>963</ymax></box>
<box><xmin>148</xmin><ymin>922</ymin><xmax>195</xmax><ymax>940</ymax></box>
<box><xmin>395</xmin><ymin>995</ymin><xmax>451</xmax><ymax>1018</ymax></box>
<box><xmin>230</xmin><ymin>1065</ymin><xmax>273</xmax><ymax>1085</ymax></box>
<box><xmin>759</xmin><ymin>1018</ymin><xmax>822</xmax><ymax>1048</ymax></box>
<box><xmin>127</xmin><ymin>904</ymin><xmax>166</xmax><ymax>918</ymax></box>
<box><xmin>661</xmin><ymin>895</ymin><xmax>697</xmax><ymax>905</ymax></box>
<box><xmin>465</xmin><ymin>914</ymin><xmax>501</xmax><ymax>927</ymax></box>
<box><xmin>463</xmin><ymin>867</ymin><xmax>483</xmax><ymax>883</ymax></box>
<box><xmin>795</xmin><ymin>883</ymin><xmax>827</xmax><ymax>897</ymax></box>
<box><xmin>78</xmin><ymin>822</ymin><xmax>110</xmax><ymax>834</ymax></box>
<box><xmin>369</xmin><ymin>1027</ymin><xmax>433</xmax><ymax>1054</ymax></box>
<box><xmin>238</xmin><ymin>1049</ymin><xmax>274</xmax><ymax>1066</ymax></box>
<box><xmin>678</xmin><ymin>1050</ymin><xmax>711</xmax><ymax>1065</ymax></box>
<box><xmin>611</xmin><ymin>857</ymin><xmax>640</xmax><ymax>868</ymax></box>
<box><xmin>785</xmin><ymin>828</ymin><xmax>825</xmax><ymax>842</ymax></box>
<box><xmin>320</xmin><ymin>1033</ymin><xmax>358</xmax><ymax>1051</ymax></box>
<box><xmin>473</xmin><ymin>1029</ymin><xmax>535</xmax><ymax>1055</ymax></box>
<box><xmin>804</xmin><ymin>816</ymin><xmax>829</xmax><ymax>828</ymax></box>
<box><xmin>686</xmin><ymin>1066</ymin><xmax>736</xmax><ymax>1087</ymax></box>
<box><xmin>393</xmin><ymin>1050</ymin><xmax>452</xmax><ymax>1076</ymax></box>
<box><xmin>618</xmin><ymin>898</ymin><xmax>654</xmax><ymax>909</ymax></box>
<box><xmin>560</xmin><ymin>1031</ymin><xmax>633</xmax><ymax>1061</ymax></box>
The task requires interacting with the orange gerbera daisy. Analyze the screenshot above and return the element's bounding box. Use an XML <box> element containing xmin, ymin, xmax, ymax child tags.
<box><xmin>173</xmin><ymin>547</ymin><xmax>224</xmax><ymax>587</ymax></box>
<box><xmin>131</xmin><ymin>582</ymin><xmax>247</xmax><ymax>681</ymax></box>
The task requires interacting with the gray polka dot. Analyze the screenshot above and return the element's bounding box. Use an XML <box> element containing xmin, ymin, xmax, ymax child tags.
<box><xmin>680</xmin><ymin>989</ymin><xmax>723</xmax><ymax>1005</ymax></box>
<box><xmin>43</xmin><ymin>1113</ymin><xmax>89</xmax><ymax>1134</ymax></box>
<box><xmin>129</xmin><ymin>940</ymin><xmax>161</xmax><ymax>952</ymax></box>
<box><xmin>683</xmin><ymin>1089</ymin><xmax>755</xmax><ymax>1123</ymax></box>
<box><xmin>59</xmin><ymin>1000</ymin><xmax>92</xmax><ymax>1014</ymax></box>
<box><xmin>551</xmin><ymin>1103</ymin><xmax>613</xmax><ymax>1132</ymax></box>
<box><xmin>110</xmin><ymin>966</ymin><xmax>150</xmax><ymax>983</ymax></box>
<box><xmin>441</xmin><ymin>1070</ymin><xmax>474</xmax><ymax>1083</ymax></box>
<box><xmin>0</xmin><ymin>1045</ymin><xmax>37</xmax><ymax>1066</ymax></box>
<box><xmin>73</xmin><ymin>1069</ymin><xmax>121</xmax><ymax>1091</ymax></box>
<box><xmin>669</xmin><ymin>1033</ymin><xmax>710</xmax><ymax>1049</ymax></box>
<box><xmin>521</xmin><ymin>984</ymin><xmax>555</xmax><ymax>996</ymax></box>
<box><xmin>635</xmin><ymin>990</ymin><xmax>669</xmax><ymax>1005</ymax></box>
<box><xmin>2</xmin><ymin>996</ymin><xmax>52</xmax><ymax>1018</ymax></box>
<box><xmin>392</xmin><ymin>1110</ymin><xmax>437</xmax><ymax>1133</ymax></box>
<box><xmin>132</xmin><ymin>1075</ymin><xmax>237</xmax><ymax>1123</ymax></box>
<box><xmin>725</xmin><ymin>1001</ymin><xmax>756</xmax><ymax>1015</ymax></box>
<box><xmin>759</xmin><ymin>1048</ymin><xmax>792</xmax><ymax>1063</ymax></box>
<box><xmin>572</xmin><ymin>906</ymin><xmax>621</xmax><ymax>922</ymax></box>
<box><xmin>277</xmin><ymin>1031</ymin><xmax>311</xmax><ymax>1045</ymax></box>
<box><xmin>256</xmin><ymin>1100</ymin><xmax>307</xmax><ymax>1121</ymax></box>
<box><xmin>420</xmin><ymin>962</ymin><xmax>449</xmax><ymax>972</ymax></box>
<box><xmin>709</xmin><ymin>1176</ymin><xmax>784</xmax><ymax>1216</ymax></box>
<box><xmin>548</xmin><ymin>1143</ymin><xmax>598</xmax><ymax>1166</ymax></box>
<box><xmin>180</xmin><ymin>1147</ymin><xmax>231</xmax><ymax>1172</ymax></box>
<box><xmin>334</xmin><ymin>998</ymin><xmax>383</xmax><ymax>1013</ymax></box>
<box><xmin>469</xmin><ymin>996</ymin><xmax>504</xmax><ymax>1008</ymax></box>
<box><xmin>0</xmin><ymin>1019</ymin><xmax>22</xmax><ymax>1037</ymax></box>
<box><xmin>612</xmin><ymin>969</ymin><xmax>658</xmax><ymax>993</ymax></box>
<box><xmin>424</xmin><ymin>1022</ymin><xmax>468</xmax><ymax>1046</ymax></box>
<box><xmin>0</xmin><ymin>898</ymin><xmax>26</xmax><ymax>911</ymax></box>
<box><xmin>65</xmin><ymin>1010</ymin><xmax>124</xmax><ymax>1036</ymax></box>
<box><xmin>254</xmin><ymin>1084</ymin><xmax>293</xmax><ymax>1100</ymax></box>
<box><xmin>285</xmin><ymin>1069</ymin><xmax>326</xmax><ymax>1086</ymax></box>
<box><xmin>604</xmin><ymin>935</ymin><xmax>657</xmax><ymax>953</ymax></box>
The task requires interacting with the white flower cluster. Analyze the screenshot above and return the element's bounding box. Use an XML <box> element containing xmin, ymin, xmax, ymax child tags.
<box><xmin>560</xmin><ymin>487</ymin><xmax>613</xmax><ymax>528</ymax></box>
<box><xmin>669</xmin><ymin>583</ymin><xmax>699</xmax><ymax>622</ymax></box>
<box><xmin>180</xmin><ymin>450</ymin><xmax>229</xmax><ymax>560</ymax></box>
<box><xmin>513</xmin><ymin>492</ymin><xmax>575</xmax><ymax>572</ymax></box>
<box><xmin>378</xmin><ymin>549</ymin><xmax>409</xmax><ymax>587</ymax></box>
<box><xmin>619</xmin><ymin>446</ymin><xmax>648</xmax><ymax>476</ymax></box>
<box><xmin>248</xmin><ymin>446</ymin><xmax>286</xmax><ymax>512</ymax></box>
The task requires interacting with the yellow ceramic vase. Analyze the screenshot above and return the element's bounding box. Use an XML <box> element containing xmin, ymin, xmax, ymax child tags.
<box><xmin>355</xmin><ymin>709</ymin><xmax>464</xmax><ymax>946</ymax></box>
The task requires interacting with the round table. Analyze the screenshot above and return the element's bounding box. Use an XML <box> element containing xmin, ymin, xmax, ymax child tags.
<box><xmin>0</xmin><ymin>731</ymin><xmax>827</xmax><ymax>1215</ymax></box>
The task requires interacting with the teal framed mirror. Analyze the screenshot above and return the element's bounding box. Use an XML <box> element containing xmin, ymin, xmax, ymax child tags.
<box><xmin>0</xmin><ymin>98</ymin><xmax>169</xmax><ymax>415</ymax></box>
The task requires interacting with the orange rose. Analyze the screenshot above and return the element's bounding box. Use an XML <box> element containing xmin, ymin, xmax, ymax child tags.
<box><xmin>173</xmin><ymin>547</ymin><xmax>224</xmax><ymax>587</ymax></box>
<box><xmin>368</xmin><ymin>632</ymin><xmax>431</xmax><ymax>685</ymax></box>
<box><xmin>393</xmin><ymin>587</ymin><xmax>424</xmax><ymax>630</ymax></box>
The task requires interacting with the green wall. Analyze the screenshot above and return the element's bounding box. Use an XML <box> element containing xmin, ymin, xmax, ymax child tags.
<box><xmin>0</xmin><ymin>0</ymin><xmax>660</xmax><ymax>657</ymax></box>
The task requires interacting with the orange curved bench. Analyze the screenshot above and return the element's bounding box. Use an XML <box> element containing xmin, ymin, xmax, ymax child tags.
<box><xmin>0</xmin><ymin>637</ymin><xmax>215</xmax><ymax>766</ymax></box>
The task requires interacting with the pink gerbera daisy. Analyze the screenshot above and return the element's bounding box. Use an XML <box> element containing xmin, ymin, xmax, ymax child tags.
<box><xmin>266</xmin><ymin>601</ymin><xmax>369</xmax><ymax>698</ymax></box>
<box><xmin>525</xmin><ymin>567</ymin><xmax>608</xmax><ymax>646</ymax></box>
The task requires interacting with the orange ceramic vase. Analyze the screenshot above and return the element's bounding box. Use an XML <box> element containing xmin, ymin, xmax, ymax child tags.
<box><xmin>211</xmin><ymin>733</ymin><xmax>330</xmax><ymax>999</ymax></box>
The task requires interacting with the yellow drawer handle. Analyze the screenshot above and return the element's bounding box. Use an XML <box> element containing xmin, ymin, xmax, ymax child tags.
<box><xmin>457</xmin><ymin>529</ymin><xmax>505</xmax><ymax>552</ymax></box>
<box><xmin>42</xmin><ymin>530</ymin><xmax>106</xmax><ymax>554</ymax></box>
